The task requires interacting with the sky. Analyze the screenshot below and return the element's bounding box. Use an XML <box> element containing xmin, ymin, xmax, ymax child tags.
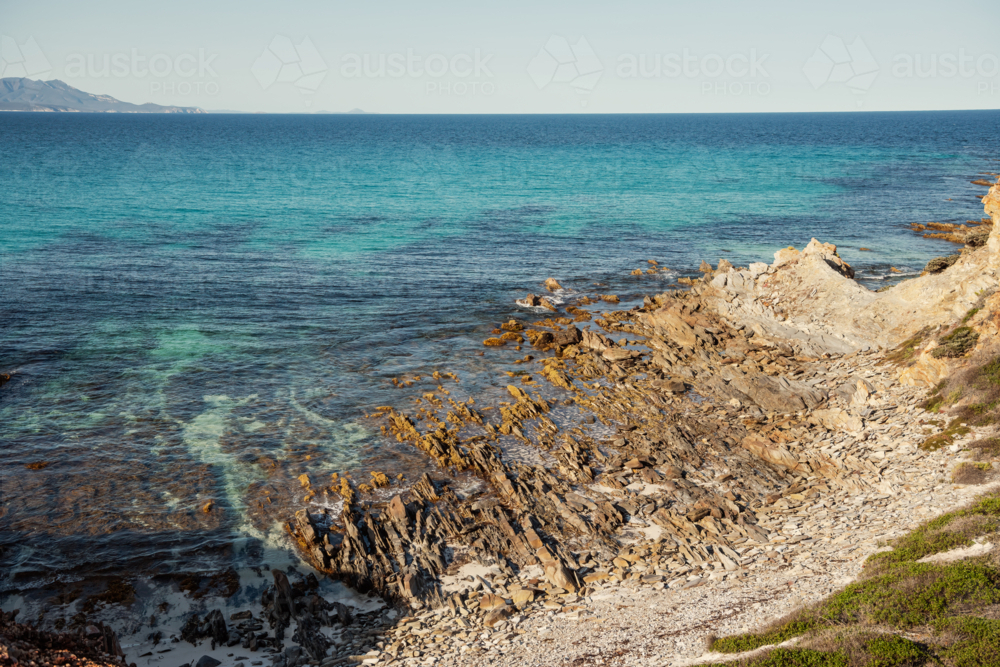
<box><xmin>1</xmin><ymin>0</ymin><xmax>999</xmax><ymax>113</ymax></box>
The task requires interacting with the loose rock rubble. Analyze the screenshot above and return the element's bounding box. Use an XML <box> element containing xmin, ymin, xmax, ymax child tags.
<box><xmin>0</xmin><ymin>610</ymin><xmax>127</xmax><ymax>667</ymax></box>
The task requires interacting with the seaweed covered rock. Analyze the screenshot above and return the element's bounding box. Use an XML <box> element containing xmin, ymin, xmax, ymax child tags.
<box><xmin>924</xmin><ymin>254</ymin><xmax>961</xmax><ymax>274</ymax></box>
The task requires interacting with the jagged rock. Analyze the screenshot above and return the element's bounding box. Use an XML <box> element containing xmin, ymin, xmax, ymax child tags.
<box><xmin>402</xmin><ymin>571</ymin><xmax>424</xmax><ymax>599</ymax></box>
<box><xmin>661</xmin><ymin>465</ymin><xmax>683</xmax><ymax>479</ymax></box>
<box><xmin>332</xmin><ymin>601</ymin><xmax>353</xmax><ymax>626</ymax></box>
<box><xmin>726</xmin><ymin>373</ymin><xmax>827</xmax><ymax>412</ymax></box>
<box><xmin>479</xmin><ymin>593</ymin><xmax>506</xmax><ymax>610</ymax></box>
<box><xmin>203</xmin><ymin>610</ymin><xmax>228</xmax><ymax>646</ymax></box>
<box><xmin>483</xmin><ymin>605</ymin><xmax>512</xmax><ymax>628</ymax></box>
<box><xmin>530</xmin><ymin>331</ymin><xmax>555</xmax><ymax>348</ymax></box>
<box><xmin>581</xmin><ymin>329</ymin><xmax>613</xmax><ymax>352</ymax></box>
<box><xmin>924</xmin><ymin>254</ymin><xmax>960</xmax><ymax>274</ymax></box>
<box><xmin>640</xmin><ymin>307</ymin><xmax>697</xmax><ymax>348</ymax></box>
<box><xmin>603</xmin><ymin>347</ymin><xmax>639</xmax><ymax>362</ymax></box>
<box><xmin>272</xmin><ymin>570</ymin><xmax>295</xmax><ymax>626</ymax></box>
<box><xmin>511</xmin><ymin>589</ymin><xmax>535</xmax><ymax>607</ymax></box>
<box><xmin>196</xmin><ymin>657</ymin><xmax>221</xmax><ymax>667</ymax></box>
<box><xmin>291</xmin><ymin>614</ymin><xmax>328</xmax><ymax>660</ymax></box>
<box><xmin>543</xmin><ymin>560</ymin><xmax>579</xmax><ymax>592</ymax></box>
<box><xmin>810</xmin><ymin>409</ymin><xmax>864</xmax><ymax>433</ymax></box>
<box><xmin>544</xmin><ymin>278</ymin><xmax>563</xmax><ymax>291</ymax></box>
<box><xmin>552</xmin><ymin>325</ymin><xmax>582</xmax><ymax>347</ymax></box>
<box><xmin>802</xmin><ymin>238</ymin><xmax>854</xmax><ymax>278</ymax></box>
<box><xmin>387</xmin><ymin>495</ymin><xmax>408</xmax><ymax>522</ymax></box>
<box><xmin>741</xmin><ymin>435</ymin><xmax>799</xmax><ymax>471</ymax></box>
<box><xmin>772</xmin><ymin>246</ymin><xmax>800</xmax><ymax>268</ymax></box>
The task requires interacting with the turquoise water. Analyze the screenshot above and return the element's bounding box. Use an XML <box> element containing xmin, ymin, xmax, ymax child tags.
<box><xmin>1</xmin><ymin>111</ymin><xmax>998</xmax><ymax>587</ymax></box>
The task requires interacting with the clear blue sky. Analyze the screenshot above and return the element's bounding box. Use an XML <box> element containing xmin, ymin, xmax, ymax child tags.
<box><xmin>2</xmin><ymin>0</ymin><xmax>998</xmax><ymax>113</ymax></box>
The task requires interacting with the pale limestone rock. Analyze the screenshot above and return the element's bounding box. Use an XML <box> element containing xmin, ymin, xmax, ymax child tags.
<box><xmin>640</xmin><ymin>307</ymin><xmax>698</xmax><ymax>348</ymax></box>
<box><xmin>851</xmin><ymin>380</ymin><xmax>871</xmax><ymax>408</ymax></box>
<box><xmin>802</xmin><ymin>238</ymin><xmax>854</xmax><ymax>278</ymax></box>
<box><xmin>772</xmin><ymin>246</ymin><xmax>800</xmax><ymax>268</ymax></box>
<box><xmin>741</xmin><ymin>434</ymin><xmax>800</xmax><ymax>471</ymax></box>
<box><xmin>985</xmin><ymin>178</ymin><xmax>1000</xmax><ymax>260</ymax></box>
<box><xmin>810</xmin><ymin>409</ymin><xmax>864</xmax><ymax>433</ymax></box>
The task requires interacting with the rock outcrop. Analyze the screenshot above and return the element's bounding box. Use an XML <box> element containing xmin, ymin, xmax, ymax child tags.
<box><xmin>702</xmin><ymin>177</ymin><xmax>999</xmax><ymax>360</ymax></box>
<box><xmin>986</xmin><ymin>177</ymin><xmax>1000</xmax><ymax>257</ymax></box>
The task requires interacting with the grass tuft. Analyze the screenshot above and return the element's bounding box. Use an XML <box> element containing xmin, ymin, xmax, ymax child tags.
<box><xmin>951</xmin><ymin>461</ymin><xmax>993</xmax><ymax>485</ymax></box>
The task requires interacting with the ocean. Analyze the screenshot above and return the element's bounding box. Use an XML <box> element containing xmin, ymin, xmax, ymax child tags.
<box><xmin>2</xmin><ymin>110</ymin><xmax>999</xmax><ymax>602</ymax></box>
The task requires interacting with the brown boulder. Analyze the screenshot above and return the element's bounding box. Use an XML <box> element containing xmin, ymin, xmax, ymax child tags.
<box><xmin>484</xmin><ymin>605</ymin><xmax>512</xmax><ymax>628</ymax></box>
<box><xmin>387</xmin><ymin>495</ymin><xmax>408</xmax><ymax>522</ymax></box>
<box><xmin>544</xmin><ymin>561</ymin><xmax>578</xmax><ymax>591</ymax></box>
<box><xmin>603</xmin><ymin>347</ymin><xmax>637</xmax><ymax>362</ymax></box>
<box><xmin>552</xmin><ymin>325</ymin><xmax>582</xmax><ymax>347</ymax></box>
<box><xmin>511</xmin><ymin>589</ymin><xmax>535</xmax><ymax>607</ymax></box>
<box><xmin>660</xmin><ymin>465</ymin><xmax>683</xmax><ymax>479</ymax></box>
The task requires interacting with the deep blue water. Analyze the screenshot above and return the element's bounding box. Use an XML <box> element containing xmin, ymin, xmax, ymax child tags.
<box><xmin>1</xmin><ymin>111</ymin><xmax>998</xmax><ymax>587</ymax></box>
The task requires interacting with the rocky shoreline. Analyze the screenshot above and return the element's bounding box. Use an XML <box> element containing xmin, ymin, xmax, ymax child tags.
<box><xmin>5</xmin><ymin>176</ymin><xmax>999</xmax><ymax>667</ymax></box>
<box><xmin>264</xmin><ymin>177</ymin><xmax>1000</xmax><ymax>665</ymax></box>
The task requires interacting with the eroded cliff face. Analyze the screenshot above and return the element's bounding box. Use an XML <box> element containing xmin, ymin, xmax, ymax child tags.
<box><xmin>698</xmin><ymin>176</ymin><xmax>1000</xmax><ymax>388</ymax></box>
<box><xmin>986</xmin><ymin>178</ymin><xmax>1000</xmax><ymax>257</ymax></box>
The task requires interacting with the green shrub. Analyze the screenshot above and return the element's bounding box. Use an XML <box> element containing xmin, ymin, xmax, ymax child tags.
<box><xmin>934</xmin><ymin>617</ymin><xmax>1000</xmax><ymax>667</ymax></box>
<box><xmin>931</xmin><ymin>327</ymin><xmax>979</xmax><ymax>358</ymax></box>
<box><xmin>822</xmin><ymin>561</ymin><xmax>1000</xmax><ymax>627</ymax></box>
<box><xmin>711</xmin><ymin>620</ymin><xmax>816</xmax><ymax>653</ymax></box>
<box><xmin>866</xmin><ymin>493</ymin><xmax>1000</xmax><ymax>566</ymax></box>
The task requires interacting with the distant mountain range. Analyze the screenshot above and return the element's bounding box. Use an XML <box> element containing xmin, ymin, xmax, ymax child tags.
<box><xmin>0</xmin><ymin>78</ymin><xmax>205</xmax><ymax>113</ymax></box>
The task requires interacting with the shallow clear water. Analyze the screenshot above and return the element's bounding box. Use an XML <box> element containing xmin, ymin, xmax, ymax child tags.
<box><xmin>2</xmin><ymin>111</ymin><xmax>998</xmax><ymax>590</ymax></box>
